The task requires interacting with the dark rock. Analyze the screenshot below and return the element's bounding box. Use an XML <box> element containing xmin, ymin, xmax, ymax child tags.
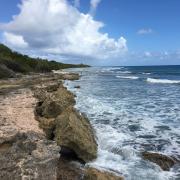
<box><xmin>55</xmin><ymin>106</ymin><xmax>98</xmax><ymax>162</ymax></box>
<box><xmin>74</xmin><ymin>85</ymin><xmax>80</xmax><ymax>89</ymax></box>
<box><xmin>142</xmin><ymin>152</ymin><xmax>178</xmax><ymax>171</ymax></box>
<box><xmin>57</xmin><ymin>157</ymin><xmax>84</xmax><ymax>180</ymax></box>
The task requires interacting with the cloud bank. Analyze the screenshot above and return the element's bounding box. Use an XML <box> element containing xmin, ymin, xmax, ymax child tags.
<box><xmin>0</xmin><ymin>0</ymin><xmax>127</xmax><ymax>60</ymax></box>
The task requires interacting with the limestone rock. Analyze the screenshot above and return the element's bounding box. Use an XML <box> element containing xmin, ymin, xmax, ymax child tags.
<box><xmin>62</xmin><ymin>73</ymin><xmax>80</xmax><ymax>81</ymax></box>
<box><xmin>0</xmin><ymin>132</ymin><xmax>60</xmax><ymax>180</ymax></box>
<box><xmin>142</xmin><ymin>152</ymin><xmax>178</xmax><ymax>171</ymax></box>
<box><xmin>35</xmin><ymin>85</ymin><xmax>75</xmax><ymax>118</ymax></box>
<box><xmin>38</xmin><ymin>117</ymin><xmax>56</xmax><ymax>139</ymax></box>
<box><xmin>84</xmin><ymin>168</ymin><xmax>124</xmax><ymax>180</ymax></box>
<box><xmin>55</xmin><ymin>106</ymin><xmax>97</xmax><ymax>162</ymax></box>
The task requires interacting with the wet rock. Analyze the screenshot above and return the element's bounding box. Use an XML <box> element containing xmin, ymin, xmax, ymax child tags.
<box><xmin>142</xmin><ymin>152</ymin><xmax>178</xmax><ymax>171</ymax></box>
<box><xmin>55</xmin><ymin>106</ymin><xmax>97</xmax><ymax>162</ymax></box>
<box><xmin>84</xmin><ymin>168</ymin><xmax>124</xmax><ymax>180</ymax></box>
<box><xmin>0</xmin><ymin>132</ymin><xmax>60</xmax><ymax>180</ymax></box>
<box><xmin>74</xmin><ymin>85</ymin><xmax>80</xmax><ymax>89</ymax></box>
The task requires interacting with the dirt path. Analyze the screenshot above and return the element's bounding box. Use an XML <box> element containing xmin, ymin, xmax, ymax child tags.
<box><xmin>0</xmin><ymin>88</ymin><xmax>43</xmax><ymax>138</ymax></box>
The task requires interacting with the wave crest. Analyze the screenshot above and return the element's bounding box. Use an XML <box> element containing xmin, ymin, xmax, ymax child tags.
<box><xmin>147</xmin><ymin>78</ymin><xmax>180</xmax><ymax>84</ymax></box>
<box><xmin>116</xmin><ymin>76</ymin><xmax>139</xmax><ymax>80</ymax></box>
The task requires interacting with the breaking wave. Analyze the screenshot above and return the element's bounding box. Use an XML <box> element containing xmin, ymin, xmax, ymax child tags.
<box><xmin>147</xmin><ymin>78</ymin><xmax>180</xmax><ymax>84</ymax></box>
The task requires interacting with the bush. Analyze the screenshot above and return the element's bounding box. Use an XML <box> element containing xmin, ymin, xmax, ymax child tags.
<box><xmin>0</xmin><ymin>44</ymin><xmax>89</xmax><ymax>78</ymax></box>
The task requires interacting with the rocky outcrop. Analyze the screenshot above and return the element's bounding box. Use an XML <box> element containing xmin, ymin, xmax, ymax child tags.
<box><xmin>142</xmin><ymin>152</ymin><xmax>179</xmax><ymax>171</ymax></box>
<box><xmin>55</xmin><ymin>106</ymin><xmax>98</xmax><ymax>162</ymax></box>
<box><xmin>0</xmin><ymin>87</ymin><xmax>60</xmax><ymax>180</ymax></box>
<box><xmin>57</xmin><ymin>157</ymin><xmax>84</xmax><ymax>180</ymax></box>
<box><xmin>84</xmin><ymin>168</ymin><xmax>124</xmax><ymax>180</ymax></box>
<box><xmin>61</xmin><ymin>73</ymin><xmax>80</xmax><ymax>81</ymax></box>
<box><xmin>35</xmin><ymin>84</ymin><xmax>75</xmax><ymax>119</ymax></box>
<box><xmin>0</xmin><ymin>132</ymin><xmax>60</xmax><ymax>180</ymax></box>
<box><xmin>34</xmin><ymin>75</ymin><xmax>98</xmax><ymax>163</ymax></box>
<box><xmin>0</xmin><ymin>73</ymin><xmax>125</xmax><ymax>180</ymax></box>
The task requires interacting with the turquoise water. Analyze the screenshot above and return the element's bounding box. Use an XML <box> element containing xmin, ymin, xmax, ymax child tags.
<box><xmin>65</xmin><ymin>66</ymin><xmax>180</xmax><ymax>180</ymax></box>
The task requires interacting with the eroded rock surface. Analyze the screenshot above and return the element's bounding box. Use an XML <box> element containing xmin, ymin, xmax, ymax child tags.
<box><xmin>34</xmin><ymin>78</ymin><xmax>98</xmax><ymax>163</ymax></box>
<box><xmin>0</xmin><ymin>88</ymin><xmax>60</xmax><ymax>180</ymax></box>
<box><xmin>55</xmin><ymin>106</ymin><xmax>97</xmax><ymax>162</ymax></box>
<box><xmin>84</xmin><ymin>168</ymin><xmax>124</xmax><ymax>180</ymax></box>
<box><xmin>142</xmin><ymin>151</ymin><xmax>179</xmax><ymax>171</ymax></box>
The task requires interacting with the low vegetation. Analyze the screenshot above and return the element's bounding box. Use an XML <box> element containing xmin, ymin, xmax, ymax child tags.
<box><xmin>0</xmin><ymin>44</ymin><xmax>89</xmax><ymax>78</ymax></box>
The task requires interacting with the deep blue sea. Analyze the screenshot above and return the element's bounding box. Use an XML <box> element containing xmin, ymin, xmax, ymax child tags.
<box><xmin>64</xmin><ymin>66</ymin><xmax>180</xmax><ymax>180</ymax></box>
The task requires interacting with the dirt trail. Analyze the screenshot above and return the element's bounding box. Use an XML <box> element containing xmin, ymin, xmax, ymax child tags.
<box><xmin>0</xmin><ymin>88</ymin><xmax>43</xmax><ymax>136</ymax></box>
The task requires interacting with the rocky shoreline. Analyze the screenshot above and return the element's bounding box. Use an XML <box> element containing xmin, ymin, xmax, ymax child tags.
<box><xmin>0</xmin><ymin>72</ymin><xmax>124</xmax><ymax>180</ymax></box>
<box><xmin>0</xmin><ymin>72</ymin><xmax>179</xmax><ymax>179</ymax></box>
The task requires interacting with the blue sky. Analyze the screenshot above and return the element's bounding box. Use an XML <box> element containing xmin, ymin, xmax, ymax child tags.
<box><xmin>0</xmin><ymin>0</ymin><xmax>180</xmax><ymax>65</ymax></box>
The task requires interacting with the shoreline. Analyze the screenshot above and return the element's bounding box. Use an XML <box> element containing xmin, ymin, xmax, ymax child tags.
<box><xmin>0</xmin><ymin>72</ymin><xmax>124</xmax><ymax>180</ymax></box>
<box><xmin>0</xmin><ymin>71</ymin><xmax>179</xmax><ymax>179</ymax></box>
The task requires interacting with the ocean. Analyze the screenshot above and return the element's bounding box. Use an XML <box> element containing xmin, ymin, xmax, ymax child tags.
<box><xmin>64</xmin><ymin>65</ymin><xmax>180</xmax><ymax>180</ymax></box>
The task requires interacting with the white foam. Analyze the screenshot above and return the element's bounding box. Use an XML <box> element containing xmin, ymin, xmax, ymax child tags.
<box><xmin>116</xmin><ymin>75</ymin><xmax>139</xmax><ymax>80</ymax></box>
<box><xmin>147</xmin><ymin>78</ymin><xmax>180</xmax><ymax>84</ymax></box>
<box><xmin>118</xmin><ymin>71</ymin><xmax>132</xmax><ymax>74</ymax></box>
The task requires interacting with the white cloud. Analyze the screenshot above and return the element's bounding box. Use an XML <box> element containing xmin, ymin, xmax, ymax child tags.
<box><xmin>89</xmin><ymin>0</ymin><xmax>102</xmax><ymax>16</ymax></box>
<box><xmin>0</xmin><ymin>0</ymin><xmax>127</xmax><ymax>60</ymax></box>
<box><xmin>137</xmin><ymin>28</ymin><xmax>153</xmax><ymax>35</ymax></box>
<box><xmin>3</xmin><ymin>32</ymin><xmax>28</xmax><ymax>49</ymax></box>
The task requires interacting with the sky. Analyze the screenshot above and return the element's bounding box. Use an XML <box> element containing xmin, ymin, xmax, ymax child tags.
<box><xmin>0</xmin><ymin>0</ymin><xmax>180</xmax><ymax>66</ymax></box>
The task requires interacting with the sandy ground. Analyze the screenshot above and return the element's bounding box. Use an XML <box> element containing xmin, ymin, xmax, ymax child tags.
<box><xmin>0</xmin><ymin>88</ymin><xmax>43</xmax><ymax>135</ymax></box>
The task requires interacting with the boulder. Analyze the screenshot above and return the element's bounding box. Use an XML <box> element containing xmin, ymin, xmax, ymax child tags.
<box><xmin>62</xmin><ymin>73</ymin><xmax>80</xmax><ymax>81</ymax></box>
<box><xmin>142</xmin><ymin>152</ymin><xmax>178</xmax><ymax>171</ymax></box>
<box><xmin>55</xmin><ymin>106</ymin><xmax>97</xmax><ymax>162</ymax></box>
<box><xmin>0</xmin><ymin>132</ymin><xmax>60</xmax><ymax>180</ymax></box>
<box><xmin>35</xmin><ymin>85</ymin><xmax>75</xmax><ymax>118</ymax></box>
<box><xmin>84</xmin><ymin>168</ymin><xmax>124</xmax><ymax>180</ymax></box>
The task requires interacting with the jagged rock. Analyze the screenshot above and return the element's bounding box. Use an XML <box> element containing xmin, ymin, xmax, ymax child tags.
<box><xmin>35</xmin><ymin>85</ymin><xmax>75</xmax><ymax>118</ymax></box>
<box><xmin>55</xmin><ymin>106</ymin><xmax>97</xmax><ymax>162</ymax></box>
<box><xmin>62</xmin><ymin>73</ymin><xmax>80</xmax><ymax>81</ymax></box>
<box><xmin>84</xmin><ymin>168</ymin><xmax>124</xmax><ymax>180</ymax></box>
<box><xmin>38</xmin><ymin>117</ymin><xmax>56</xmax><ymax>139</ymax></box>
<box><xmin>142</xmin><ymin>152</ymin><xmax>178</xmax><ymax>171</ymax></box>
<box><xmin>57</xmin><ymin>157</ymin><xmax>84</xmax><ymax>180</ymax></box>
<box><xmin>0</xmin><ymin>132</ymin><xmax>60</xmax><ymax>180</ymax></box>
